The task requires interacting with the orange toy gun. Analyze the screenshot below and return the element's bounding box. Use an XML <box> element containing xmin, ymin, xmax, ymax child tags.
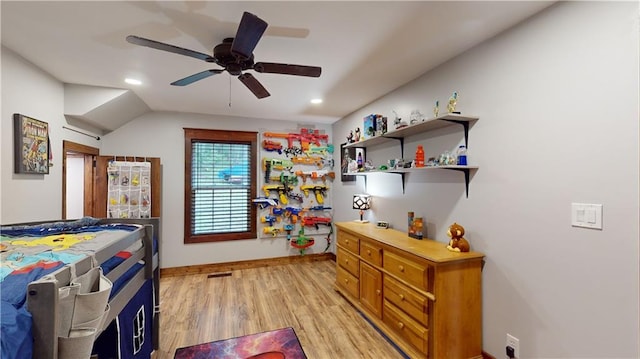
<box><xmin>291</xmin><ymin>156</ymin><xmax>324</xmax><ymax>168</ymax></box>
<box><xmin>264</xmin><ymin>128</ymin><xmax>328</xmax><ymax>151</ymax></box>
<box><xmin>300</xmin><ymin>184</ymin><xmax>329</xmax><ymax>204</ymax></box>
<box><xmin>262</xmin><ymin>140</ymin><xmax>283</xmax><ymax>154</ymax></box>
<box><xmin>264</xmin><ymin>132</ymin><xmax>297</xmax><ymax>148</ymax></box>
<box><xmin>301</xmin><ymin>216</ymin><xmax>332</xmax><ymax>230</ymax></box>
<box><xmin>295</xmin><ymin>170</ymin><xmax>335</xmax><ymax>183</ymax></box>
<box><xmin>299</xmin><ymin>128</ymin><xmax>329</xmax><ymax>148</ymax></box>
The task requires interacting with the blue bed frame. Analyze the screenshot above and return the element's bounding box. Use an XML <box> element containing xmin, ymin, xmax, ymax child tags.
<box><xmin>5</xmin><ymin>217</ymin><xmax>160</xmax><ymax>359</ymax></box>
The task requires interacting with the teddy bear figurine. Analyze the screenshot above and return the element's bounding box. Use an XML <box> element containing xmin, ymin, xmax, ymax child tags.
<box><xmin>446</xmin><ymin>222</ymin><xmax>470</xmax><ymax>252</ymax></box>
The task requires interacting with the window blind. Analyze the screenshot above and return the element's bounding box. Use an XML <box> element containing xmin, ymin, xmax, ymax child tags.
<box><xmin>191</xmin><ymin>141</ymin><xmax>251</xmax><ymax>235</ymax></box>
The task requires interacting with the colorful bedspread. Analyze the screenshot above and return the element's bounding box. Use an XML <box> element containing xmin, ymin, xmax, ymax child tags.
<box><xmin>0</xmin><ymin>217</ymin><xmax>142</xmax><ymax>359</ymax></box>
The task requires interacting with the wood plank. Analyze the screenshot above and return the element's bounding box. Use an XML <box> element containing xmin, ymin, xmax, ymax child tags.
<box><xmin>155</xmin><ymin>259</ymin><xmax>405</xmax><ymax>359</ymax></box>
<box><xmin>160</xmin><ymin>253</ymin><xmax>334</xmax><ymax>277</ymax></box>
<box><xmin>336</xmin><ymin>222</ymin><xmax>485</xmax><ymax>263</ymax></box>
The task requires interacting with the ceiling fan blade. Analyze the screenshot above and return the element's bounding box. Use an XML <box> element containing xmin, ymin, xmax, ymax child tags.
<box><xmin>254</xmin><ymin>62</ymin><xmax>321</xmax><ymax>77</ymax></box>
<box><xmin>238</xmin><ymin>73</ymin><xmax>270</xmax><ymax>99</ymax></box>
<box><xmin>127</xmin><ymin>35</ymin><xmax>215</xmax><ymax>62</ymax></box>
<box><xmin>230</xmin><ymin>12</ymin><xmax>268</xmax><ymax>60</ymax></box>
<box><xmin>171</xmin><ymin>69</ymin><xmax>224</xmax><ymax>86</ymax></box>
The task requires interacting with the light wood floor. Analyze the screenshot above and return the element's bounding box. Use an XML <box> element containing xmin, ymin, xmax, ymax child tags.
<box><xmin>156</xmin><ymin>259</ymin><xmax>405</xmax><ymax>359</ymax></box>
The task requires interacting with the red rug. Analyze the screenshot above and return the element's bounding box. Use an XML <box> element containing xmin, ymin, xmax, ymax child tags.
<box><xmin>174</xmin><ymin>327</ymin><xmax>307</xmax><ymax>359</ymax></box>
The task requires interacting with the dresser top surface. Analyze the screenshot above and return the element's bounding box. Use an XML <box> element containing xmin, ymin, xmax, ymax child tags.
<box><xmin>336</xmin><ymin>222</ymin><xmax>485</xmax><ymax>263</ymax></box>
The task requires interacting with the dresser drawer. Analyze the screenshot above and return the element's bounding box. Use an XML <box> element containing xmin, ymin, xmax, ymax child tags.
<box><xmin>360</xmin><ymin>239</ymin><xmax>382</xmax><ymax>266</ymax></box>
<box><xmin>383</xmin><ymin>251</ymin><xmax>430</xmax><ymax>291</ymax></box>
<box><xmin>383</xmin><ymin>300</ymin><xmax>428</xmax><ymax>354</ymax></box>
<box><xmin>384</xmin><ymin>276</ymin><xmax>428</xmax><ymax>324</ymax></box>
<box><xmin>337</xmin><ymin>231</ymin><xmax>360</xmax><ymax>254</ymax></box>
<box><xmin>337</xmin><ymin>247</ymin><xmax>360</xmax><ymax>277</ymax></box>
<box><xmin>336</xmin><ymin>265</ymin><xmax>359</xmax><ymax>299</ymax></box>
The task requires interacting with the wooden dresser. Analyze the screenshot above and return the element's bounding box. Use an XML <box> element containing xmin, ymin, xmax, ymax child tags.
<box><xmin>335</xmin><ymin>222</ymin><xmax>485</xmax><ymax>359</ymax></box>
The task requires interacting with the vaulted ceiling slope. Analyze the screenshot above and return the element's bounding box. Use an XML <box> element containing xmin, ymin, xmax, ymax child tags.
<box><xmin>1</xmin><ymin>1</ymin><xmax>554</xmax><ymax>130</ymax></box>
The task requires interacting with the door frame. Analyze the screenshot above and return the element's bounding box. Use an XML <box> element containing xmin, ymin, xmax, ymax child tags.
<box><xmin>62</xmin><ymin>140</ymin><xmax>99</xmax><ymax>219</ymax></box>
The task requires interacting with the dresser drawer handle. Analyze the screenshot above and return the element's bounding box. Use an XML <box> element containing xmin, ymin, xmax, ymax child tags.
<box><xmin>345</xmin><ymin>239</ymin><xmax>349</xmax><ymax>245</ymax></box>
<box><xmin>376</xmin><ymin>289</ymin><xmax>381</xmax><ymax>296</ymax></box>
<box><xmin>344</xmin><ymin>259</ymin><xmax>349</xmax><ymax>265</ymax></box>
<box><xmin>399</xmin><ymin>294</ymin><xmax>405</xmax><ymax>301</ymax></box>
<box><xmin>344</xmin><ymin>279</ymin><xmax>349</xmax><ymax>284</ymax></box>
<box><xmin>367</xmin><ymin>249</ymin><xmax>371</xmax><ymax>256</ymax></box>
<box><xmin>398</xmin><ymin>322</ymin><xmax>405</xmax><ymax>329</ymax></box>
<box><xmin>398</xmin><ymin>265</ymin><xmax>405</xmax><ymax>272</ymax></box>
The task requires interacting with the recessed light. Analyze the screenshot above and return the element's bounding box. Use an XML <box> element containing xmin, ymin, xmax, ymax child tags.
<box><xmin>125</xmin><ymin>78</ymin><xmax>142</xmax><ymax>85</ymax></box>
<box><xmin>310</xmin><ymin>98</ymin><xmax>323</xmax><ymax>104</ymax></box>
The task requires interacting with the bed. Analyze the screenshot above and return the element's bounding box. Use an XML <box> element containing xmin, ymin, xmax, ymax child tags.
<box><xmin>0</xmin><ymin>217</ymin><xmax>160</xmax><ymax>359</ymax></box>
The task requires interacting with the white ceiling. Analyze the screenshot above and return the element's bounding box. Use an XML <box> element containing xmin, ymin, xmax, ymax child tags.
<box><xmin>1</xmin><ymin>1</ymin><xmax>554</xmax><ymax>126</ymax></box>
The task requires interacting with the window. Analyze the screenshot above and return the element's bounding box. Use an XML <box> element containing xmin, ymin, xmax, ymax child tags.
<box><xmin>184</xmin><ymin>128</ymin><xmax>257</xmax><ymax>243</ymax></box>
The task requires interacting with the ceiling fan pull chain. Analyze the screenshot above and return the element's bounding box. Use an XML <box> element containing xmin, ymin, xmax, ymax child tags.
<box><xmin>229</xmin><ymin>76</ymin><xmax>232</xmax><ymax>108</ymax></box>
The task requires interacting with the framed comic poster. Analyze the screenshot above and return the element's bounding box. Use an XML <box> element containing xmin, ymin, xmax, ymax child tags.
<box><xmin>14</xmin><ymin>113</ymin><xmax>50</xmax><ymax>174</ymax></box>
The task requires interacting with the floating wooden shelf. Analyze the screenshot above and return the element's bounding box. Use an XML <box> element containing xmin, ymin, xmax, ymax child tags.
<box><xmin>343</xmin><ymin>113</ymin><xmax>480</xmax><ymax>197</ymax></box>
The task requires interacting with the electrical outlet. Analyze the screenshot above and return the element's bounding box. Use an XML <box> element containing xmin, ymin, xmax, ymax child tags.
<box><xmin>506</xmin><ymin>334</ymin><xmax>520</xmax><ymax>358</ymax></box>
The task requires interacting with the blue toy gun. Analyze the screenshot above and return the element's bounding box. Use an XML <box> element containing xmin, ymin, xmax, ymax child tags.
<box><xmin>252</xmin><ymin>197</ymin><xmax>278</xmax><ymax>209</ymax></box>
<box><xmin>271</xmin><ymin>207</ymin><xmax>286</xmax><ymax>216</ymax></box>
<box><xmin>261</xmin><ymin>215</ymin><xmax>279</xmax><ymax>226</ymax></box>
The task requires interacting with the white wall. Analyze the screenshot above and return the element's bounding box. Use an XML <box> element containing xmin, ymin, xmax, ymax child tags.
<box><xmin>2</xmin><ymin>2</ymin><xmax>638</xmax><ymax>357</ymax></box>
<box><xmin>65</xmin><ymin>155</ymin><xmax>84</xmax><ymax>219</ymax></box>
<box><xmin>1</xmin><ymin>47</ymin><xmax>100</xmax><ymax>223</ymax></box>
<box><xmin>332</xmin><ymin>2</ymin><xmax>639</xmax><ymax>358</ymax></box>
<box><xmin>100</xmin><ymin>112</ymin><xmax>332</xmax><ymax>268</ymax></box>
<box><xmin>2</xmin><ymin>46</ymin><xmax>333</xmax><ymax>266</ymax></box>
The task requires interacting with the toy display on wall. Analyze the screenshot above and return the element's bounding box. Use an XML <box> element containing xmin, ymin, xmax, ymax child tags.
<box><xmin>257</xmin><ymin>127</ymin><xmax>334</xmax><ymax>254</ymax></box>
<box><xmin>106</xmin><ymin>160</ymin><xmax>152</xmax><ymax>219</ymax></box>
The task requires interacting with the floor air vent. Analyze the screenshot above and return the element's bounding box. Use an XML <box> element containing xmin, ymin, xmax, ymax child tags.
<box><xmin>207</xmin><ymin>272</ymin><xmax>232</xmax><ymax>278</ymax></box>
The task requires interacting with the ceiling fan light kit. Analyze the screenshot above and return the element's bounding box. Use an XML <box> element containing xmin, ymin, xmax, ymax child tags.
<box><xmin>126</xmin><ymin>12</ymin><xmax>321</xmax><ymax>99</ymax></box>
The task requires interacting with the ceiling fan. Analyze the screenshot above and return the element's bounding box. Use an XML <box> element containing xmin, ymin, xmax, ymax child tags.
<box><xmin>126</xmin><ymin>12</ymin><xmax>321</xmax><ymax>99</ymax></box>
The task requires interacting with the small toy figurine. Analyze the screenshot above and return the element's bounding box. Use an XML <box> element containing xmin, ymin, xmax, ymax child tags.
<box><xmin>347</xmin><ymin>130</ymin><xmax>354</xmax><ymax>143</ymax></box>
<box><xmin>433</xmin><ymin>100</ymin><xmax>440</xmax><ymax>117</ymax></box>
<box><xmin>409</xmin><ymin>110</ymin><xmax>419</xmax><ymax>124</ymax></box>
<box><xmin>447</xmin><ymin>91</ymin><xmax>458</xmax><ymax>114</ymax></box>
<box><xmin>354</xmin><ymin>127</ymin><xmax>361</xmax><ymax>142</ymax></box>
<box><xmin>392</xmin><ymin>110</ymin><xmax>407</xmax><ymax>129</ymax></box>
<box><xmin>446</xmin><ymin>222</ymin><xmax>470</xmax><ymax>252</ymax></box>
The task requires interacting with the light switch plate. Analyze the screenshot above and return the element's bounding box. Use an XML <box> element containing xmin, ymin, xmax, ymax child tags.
<box><xmin>571</xmin><ymin>203</ymin><xmax>603</xmax><ymax>229</ymax></box>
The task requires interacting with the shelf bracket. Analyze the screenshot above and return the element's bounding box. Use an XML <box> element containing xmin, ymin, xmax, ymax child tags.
<box><xmin>355</xmin><ymin>173</ymin><xmax>367</xmax><ymax>192</ymax></box>
<box><xmin>442</xmin><ymin>119</ymin><xmax>470</xmax><ymax>148</ymax></box>
<box><xmin>388</xmin><ymin>171</ymin><xmax>407</xmax><ymax>194</ymax></box>
<box><xmin>446</xmin><ymin>167</ymin><xmax>471</xmax><ymax>198</ymax></box>
<box><xmin>385</xmin><ymin>137</ymin><xmax>404</xmax><ymax>158</ymax></box>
